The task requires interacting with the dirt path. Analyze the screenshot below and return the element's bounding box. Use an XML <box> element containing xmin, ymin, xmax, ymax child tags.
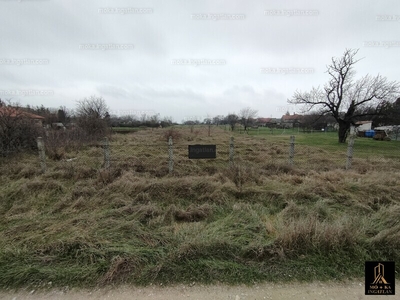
<box><xmin>1</xmin><ymin>280</ymin><xmax>397</xmax><ymax>300</ymax></box>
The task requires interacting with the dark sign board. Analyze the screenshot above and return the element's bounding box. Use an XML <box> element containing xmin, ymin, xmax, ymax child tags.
<box><xmin>188</xmin><ymin>145</ymin><xmax>216</xmax><ymax>159</ymax></box>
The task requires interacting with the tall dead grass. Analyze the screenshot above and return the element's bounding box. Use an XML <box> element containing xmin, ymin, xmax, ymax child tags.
<box><xmin>0</xmin><ymin>126</ymin><xmax>399</xmax><ymax>287</ymax></box>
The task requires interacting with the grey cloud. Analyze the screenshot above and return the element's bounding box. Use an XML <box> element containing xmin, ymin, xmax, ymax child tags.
<box><xmin>1</xmin><ymin>0</ymin><xmax>399</xmax><ymax>121</ymax></box>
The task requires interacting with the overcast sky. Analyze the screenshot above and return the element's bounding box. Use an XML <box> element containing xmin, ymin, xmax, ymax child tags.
<box><xmin>0</xmin><ymin>0</ymin><xmax>399</xmax><ymax>122</ymax></box>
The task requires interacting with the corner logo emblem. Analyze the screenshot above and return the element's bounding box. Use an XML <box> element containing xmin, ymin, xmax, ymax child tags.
<box><xmin>365</xmin><ymin>261</ymin><xmax>395</xmax><ymax>295</ymax></box>
<box><xmin>372</xmin><ymin>263</ymin><xmax>388</xmax><ymax>285</ymax></box>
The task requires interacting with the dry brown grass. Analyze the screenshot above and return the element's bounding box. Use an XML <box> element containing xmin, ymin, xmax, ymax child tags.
<box><xmin>173</xmin><ymin>204</ymin><xmax>212</xmax><ymax>222</ymax></box>
<box><xmin>1</xmin><ymin>126</ymin><xmax>400</xmax><ymax>287</ymax></box>
<box><xmin>99</xmin><ymin>256</ymin><xmax>140</xmax><ymax>284</ymax></box>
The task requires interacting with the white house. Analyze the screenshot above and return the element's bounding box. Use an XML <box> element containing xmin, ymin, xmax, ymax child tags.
<box><xmin>355</xmin><ymin>121</ymin><xmax>372</xmax><ymax>131</ymax></box>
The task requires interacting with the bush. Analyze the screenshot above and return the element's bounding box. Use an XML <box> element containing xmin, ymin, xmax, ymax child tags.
<box><xmin>0</xmin><ymin>106</ymin><xmax>44</xmax><ymax>157</ymax></box>
<box><xmin>75</xmin><ymin>96</ymin><xmax>110</xmax><ymax>139</ymax></box>
<box><xmin>162</xmin><ymin>128</ymin><xmax>182</xmax><ymax>142</ymax></box>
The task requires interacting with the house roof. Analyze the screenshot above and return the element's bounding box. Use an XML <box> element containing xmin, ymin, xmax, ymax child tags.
<box><xmin>355</xmin><ymin>120</ymin><xmax>372</xmax><ymax>125</ymax></box>
<box><xmin>257</xmin><ymin>118</ymin><xmax>270</xmax><ymax>123</ymax></box>
<box><xmin>257</xmin><ymin>117</ymin><xmax>280</xmax><ymax>123</ymax></box>
<box><xmin>281</xmin><ymin>114</ymin><xmax>302</xmax><ymax>121</ymax></box>
<box><xmin>0</xmin><ymin>106</ymin><xmax>45</xmax><ymax>119</ymax></box>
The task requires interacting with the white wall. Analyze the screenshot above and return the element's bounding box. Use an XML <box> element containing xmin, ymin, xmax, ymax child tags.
<box><xmin>358</xmin><ymin>122</ymin><xmax>372</xmax><ymax>131</ymax></box>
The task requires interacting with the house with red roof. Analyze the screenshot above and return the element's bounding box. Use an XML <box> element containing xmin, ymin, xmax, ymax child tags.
<box><xmin>256</xmin><ymin>117</ymin><xmax>280</xmax><ymax>127</ymax></box>
<box><xmin>281</xmin><ymin>113</ymin><xmax>302</xmax><ymax>128</ymax></box>
<box><xmin>0</xmin><ymin>106</ymin><xmax>45</xmax><ymax>126</ymax></box>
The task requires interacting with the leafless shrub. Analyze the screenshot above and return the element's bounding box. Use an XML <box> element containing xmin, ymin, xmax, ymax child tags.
<box><xmin>75</xmin><ymin>96</ymin><xmax>110</xmax><ymax>139</ymax></box>
<box><xmin>44</xmin><ymin>132</ymin><xmax>66</xmax><ymax>160</ymax></box>
<box><xmin>162</xmin><ymin>128</ymin><xmax>182</xmax><ymax>142</ymax></box>
<box><xmin>224</xmin><ymin>164</ymin><xmax>261</xmax><ymax>191</ymax></box>
<box><xmin>0</xmin><ymin>104</ymin><xmax>44</xmax><ymax>156</ymax></box>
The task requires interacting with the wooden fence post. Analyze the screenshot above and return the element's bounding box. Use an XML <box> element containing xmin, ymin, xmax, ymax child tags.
<box><xmin>37</xmin><ymin>137</ymin><xmax>46</xmax><ymax>173</ymax></box>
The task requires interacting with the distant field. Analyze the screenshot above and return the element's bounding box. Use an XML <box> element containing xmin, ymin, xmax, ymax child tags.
<box><xmin>111</xmin><ymin>127</ymin><xmax>142</xmax><ymax>134</ymax></box>
<box><xmin>0</xmin><ymin>126</ymin><xmax>399</xmax><ymax>289</ymax></box>
<box><xmin>231</xmin><ymin>126</ymin><xmax>400</xmax><ymax>160</ymax></box>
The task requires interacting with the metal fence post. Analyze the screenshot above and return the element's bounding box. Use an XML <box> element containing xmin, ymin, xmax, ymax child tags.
<box><xmin>346</xmin><ymin>135</ymin><xmax>355</xmax><ymax>170</ymax></box>
<box><xmin>168</xmin><ymin>136</ymin><xmax>174</xmax><ymax>173</ymax></box>
<box><xmin>103</xmin><ymin>137</ymin><xmax>110</xmax><ymax>169</ymax></box>
<box><xmin>229</xmin><ymin>136</ymin><xmax>234</xmax><ymax>166</ymax></box>
<box><xmin>37</xmin><ymin>137</ymin><xmax>46</xmax><ymax>173</ymax></box>
<box><xmin>289</xmin><ymin>135</ymin><xmax>295</xmax><ymax>166</ymax></box>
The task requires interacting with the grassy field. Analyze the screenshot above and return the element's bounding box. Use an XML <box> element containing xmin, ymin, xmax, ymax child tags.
<box><xmin>111</xmin><ymin>127</ymin><xmax>143</xmax><ymax>134</ymax></box>
<box><xmin>0</xmin><ymin>126</ymin><xmax>399</xmax><ymax>289</ymax></box>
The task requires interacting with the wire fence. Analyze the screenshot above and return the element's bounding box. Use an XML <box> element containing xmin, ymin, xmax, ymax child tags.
<box><xmin>25</xmin><ymin>128</ymin><xmax>400</xmax><ymax>177</ymax></box>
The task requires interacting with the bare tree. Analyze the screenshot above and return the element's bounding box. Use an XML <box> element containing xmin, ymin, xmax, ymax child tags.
<box><xmin>140</xmin><ymin>113</ymin><xmax>147</xmax><ymax>124</ymax></box>
<box><xmin>183</xmin><ymin>117</ymin><xmax>200</xmax><ymax>133</ymax></box>
<box><xmin>239</xmin><ymin>107</ymin><xmax>258</xmax><ymax>133</ymax></box>
<box><xmin>76</xmin><ymin>96</ymin><xmax>110</xmax><ymax>137</ymax></box>
<box><xmin>212</xmin><ymin>115</ymin><xmax>224</xmax><ymax>126</ymax></box>
<box><xmin>203</xmin><ymin>117</ymin><xmax>212</xmax><ymax>136</ymax></box>
<box><xmin>289</xmin><ymin>49</ymin><xmax>400</xmax><ymax>143</ymax></box>
<box><xmin>226</xmin><ymin>113</ymin><xmax>239</xmax><ymax>131</ymax></box>
<box><xmin>57</xmin><ymin>105</ymin><xmax>74</xmax><ymax>124</ymax></box>
<box><xmin>370</xmin><ymin>97</ymin><xmax>400</xmax><ymax>126</ymax></box>
<box><xmin>160</xmin><ymin>116</ymin><xmax>173</xmax><ymax>128</ymax></box>
<box><xmin>148</xmin><ymin>113</ymin><xmax>160</xmax><ymax>128</ymax></box>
